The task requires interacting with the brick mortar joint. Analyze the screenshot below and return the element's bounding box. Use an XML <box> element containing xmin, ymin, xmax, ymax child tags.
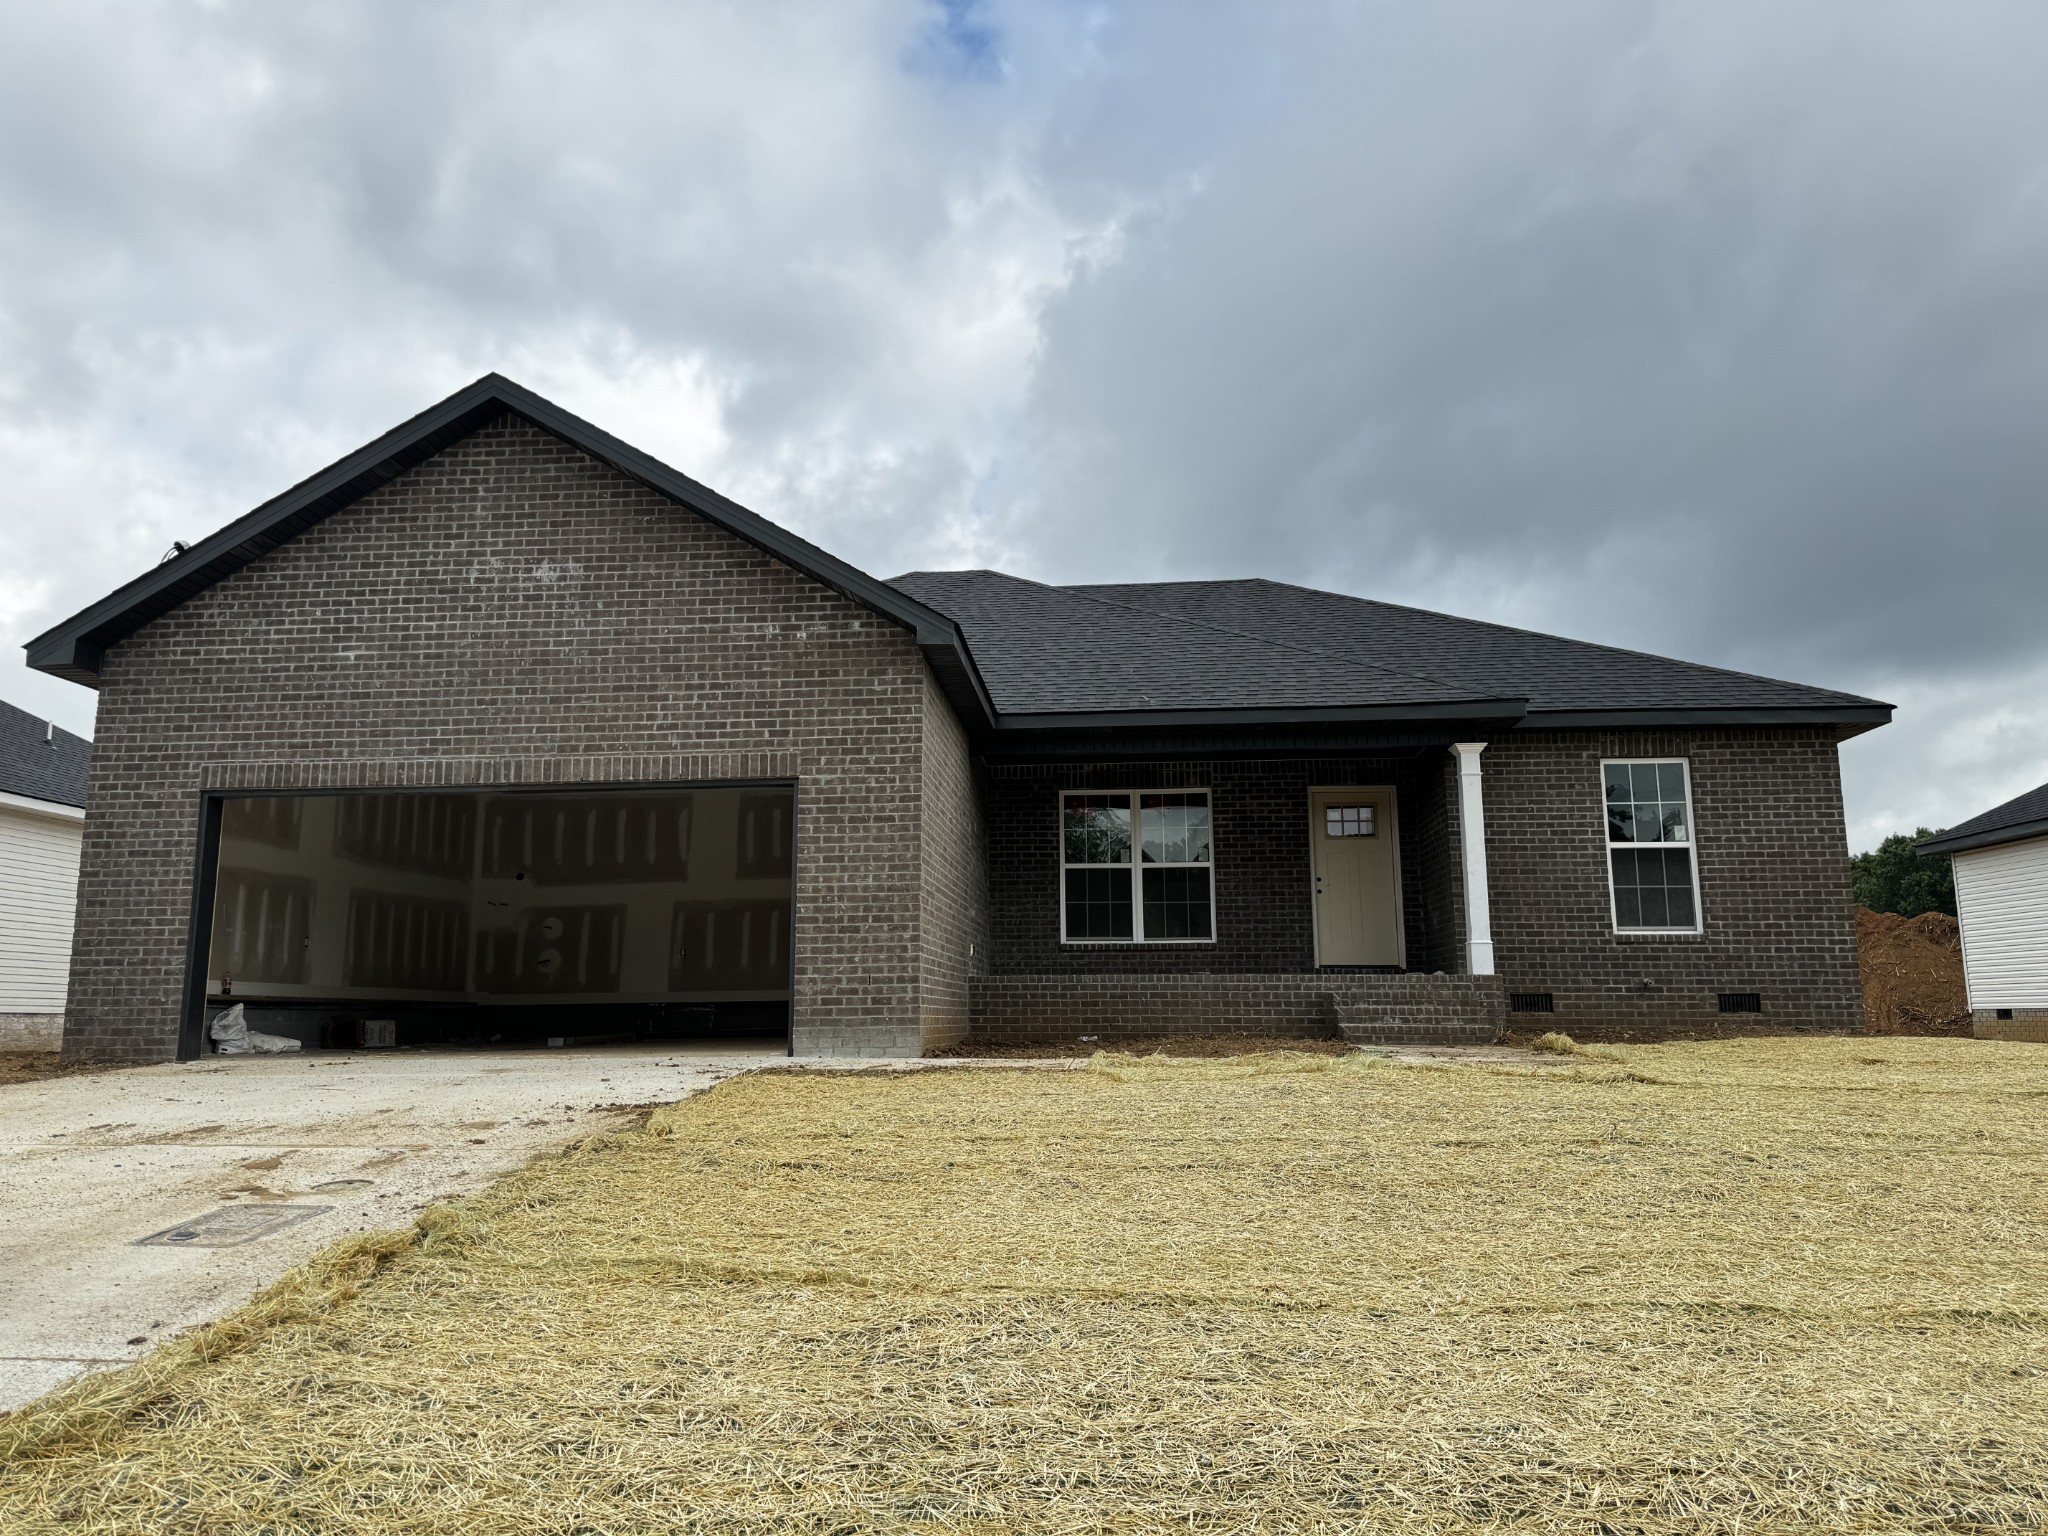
<box><xmin>196</xmin><ymin>750</ymin><xmax>806</xmax><ymax>790</ymax></box>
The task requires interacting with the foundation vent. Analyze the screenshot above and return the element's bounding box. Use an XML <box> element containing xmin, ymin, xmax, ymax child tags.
<box><xmin>1508</xmin><ymin>992</ymin><xmax>1555</xmax><ymax>1014</ymax></box>
<box><xmin>1717</xmin><ymin>992</ymin><xmax>1763</xmax><ymax>1015</ymax></box>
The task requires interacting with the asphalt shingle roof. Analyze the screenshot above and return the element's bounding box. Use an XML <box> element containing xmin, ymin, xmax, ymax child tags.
<box><xmin>0</xmin><ymin>699</ymin><xmax>90</xmax><ymax>808</ymax></box>
<box><xmin>885</xmin><ymin>571</ymin><xmax>1508</xmax><ymax>715</ymax></box>
<box><xmin>1918</xmin><ymin>779</ymin><xmax>2048</xmax><ymax>857</ymax></box>
<box><xmin>888</xmin><ymin>570</ymin><xmax>1886</xmax><ymax>721</ymax></box>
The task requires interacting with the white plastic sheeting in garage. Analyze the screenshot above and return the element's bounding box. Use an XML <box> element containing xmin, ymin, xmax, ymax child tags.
<box><xmin>1953</xmin><ymin>834</ymin><xmax>2048</xmax><ymax>1010</ymax></box>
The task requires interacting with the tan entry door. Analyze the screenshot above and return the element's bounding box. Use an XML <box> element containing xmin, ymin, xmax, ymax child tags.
<box><xmin>1310</xmin><ymin>788</ymin><xmax>1402</xmax><ymax>966</ymax></box>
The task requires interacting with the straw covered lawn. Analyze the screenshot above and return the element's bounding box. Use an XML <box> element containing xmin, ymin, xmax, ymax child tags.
<box><xmin>5</xmin><ymin>1037</ymin><xmax>2048</xmax><ymax>1533</ymax></box>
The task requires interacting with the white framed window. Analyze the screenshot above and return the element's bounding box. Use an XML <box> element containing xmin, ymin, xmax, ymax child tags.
<box><xmin>1602</xmin><ymin>759</ymin><xmax>1703</xmax><ymax>934</ymax></box>
<box><xmin>1061</xmin><ymin>789</ymin><xmax>1215</xmax><ymax>943</ymax></box>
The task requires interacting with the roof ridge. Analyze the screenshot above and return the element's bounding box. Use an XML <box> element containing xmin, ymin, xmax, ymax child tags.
<box><xmin>1060</xmin><ymin>578</ymin><xmax>1493</xmax><ymax>700</ymax></box>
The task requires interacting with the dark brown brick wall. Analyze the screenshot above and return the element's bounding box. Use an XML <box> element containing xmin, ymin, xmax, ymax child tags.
<box><xmin>1481</xmin><ymin>728</ymin><xmax>1863</xmax><ymax>1036</ymax></box>
<box><xmin>966</xmin><ymin>971</ymin><xmax>1505</xmax><ymax>1043</ymax></box>
<box><xmin>974</xmin><ymin>731</ymin><xmax>1861</xmax><ymax>1039</ymax></box>
<box><xmin>917</xmin><ymin>672</ymin><xmax>988</xmax><ymax>1050</ymax></box>
<box><xmin>1411</xmin><ymin>754</ymin><xmax>1466</xmax><ymax>974</ymax></box>
<box><xmin>982</xmin><ymin>758</ymin><xmax>1447</xmax><ymax>974</ymax></box>
<box><xmin>63</xmin><ymin>418</ymin><xmax>978</xmax><ymax>1061</ymax></box>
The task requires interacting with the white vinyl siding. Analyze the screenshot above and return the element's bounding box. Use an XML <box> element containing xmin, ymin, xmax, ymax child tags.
<box><xmin>0</xmin><ymin>803</ymin><xmax>85</xmax><ymax>1013</ymax></box>
<box><xmin>1953</xmin><ymin>835</ymin><xmax>2048</xmax><ymax>1010</ymax></box>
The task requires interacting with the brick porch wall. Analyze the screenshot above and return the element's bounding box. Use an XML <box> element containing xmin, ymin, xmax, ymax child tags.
<box><xmin>63</xmin><ymin>418</ymin><xmax>942</xmax><ymax>1062</ymax></box>
<box><xmin>967</xmin><ymin>972</ymin><xmax>1505</xmax><ymax>1043</ymax></box>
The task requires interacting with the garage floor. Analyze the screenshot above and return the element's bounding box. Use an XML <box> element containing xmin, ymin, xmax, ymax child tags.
<box><xmin>0</xmin><ymin>1043</ymin><xmax>779</xmax><ymax>1413</ymax></box>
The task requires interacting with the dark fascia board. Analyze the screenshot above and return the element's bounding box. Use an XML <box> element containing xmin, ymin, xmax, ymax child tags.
<box><xmin>976</xmin><ymin>702</ymin><xmax>1528</xmax><ymax>762</ymax></box>
<box><xmin>1519</xmin><ymin>704</ymin><xmax>1893</xmax><ymax>735</ymax></box>
<box><xmin>981</xmin><ymin>729</ymin><xmax>1462</xmax><ymax>763</ymax></box>
<box><xmin>988</xmin><ymin>698</ymin><xmax>1528</xmax><ymax>734</ymax></box>
<box><xmin>1917</xmin><ymin>819</ymin><xmax>2048</xmax><ymax>858</ymax></box>
<box><xmin>23</xmin><ymin>373</ymin><xmax>998</xmax><ymax>730</ymax></box>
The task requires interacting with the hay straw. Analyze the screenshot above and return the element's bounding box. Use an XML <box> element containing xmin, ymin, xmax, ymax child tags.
<box><xmin>1526</xmin><ymin>1030</ymin><xmax>1624</xmax><ymax>1061</ymax></box>
<box><xmin>4</xmin><ymin>1035</ymin><xmax>2046</xmax><ymax>1533</ymax></box>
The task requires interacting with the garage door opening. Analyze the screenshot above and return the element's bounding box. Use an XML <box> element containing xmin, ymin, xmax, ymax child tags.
<box><xmin>183</xmin><ymin>783</ymin><xmax>793</xmax><ymax>1056</ymax></box>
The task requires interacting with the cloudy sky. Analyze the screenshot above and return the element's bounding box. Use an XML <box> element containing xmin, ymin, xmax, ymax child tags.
<box><xmin>4</xmin><ymin>0</ymin><xmax>2045</xmax><ymax>849</ymax></box>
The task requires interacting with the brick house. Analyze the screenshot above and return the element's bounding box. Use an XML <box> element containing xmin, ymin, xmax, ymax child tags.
<box><xmin>27</xmin><ymin>376</ymin><xmax>1888</xmax><ymax>1061</ymax></box>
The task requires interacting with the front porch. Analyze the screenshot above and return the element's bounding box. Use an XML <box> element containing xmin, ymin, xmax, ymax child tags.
<box><xmin>970</xmin><ymin>745</ymin><xmax>1505</xmax><ymax>1047</ymax></box>
<box><xmin>969</xmin><ymin>971</ymin><xmax>1507</xmax><ymax>1047</ymax></box>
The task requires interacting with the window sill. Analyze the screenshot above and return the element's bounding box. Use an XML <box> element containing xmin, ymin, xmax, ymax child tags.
<box><xmin>1611</xmin><ymin>928</ymin><xmax>1705</xmax><ymax>940</ymax></box>
<box><xmin>1060</xmin><ymin>939</ymin><xmax>1218</xmax><ymax>948</ymax></box>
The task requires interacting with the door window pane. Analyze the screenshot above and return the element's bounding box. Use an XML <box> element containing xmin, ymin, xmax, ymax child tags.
<box><xmin>1324</xmin><ymin>804</ymin><xmax>1375</xmax><ymax>837</ymax></box>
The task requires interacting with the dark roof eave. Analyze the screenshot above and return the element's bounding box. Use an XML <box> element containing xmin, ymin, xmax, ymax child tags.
<box><xmin>22</xmin><ymin>374</ymin><xmax>998</xmax><ymax>730</ymax></box>
<box><xmin>1517</xmin><ymin>704</ymin><xmax>1892</xmax><ymax>734</ymax></box>
<box><xmin>988</xmin><ymin>699</ymin><xmax>1528</xmax><ymax>733</ymax></box>
<box><xmin>1917</xmin><ymin>818</ymin><xmax>2048</xmax><ymax>858</ymax></box>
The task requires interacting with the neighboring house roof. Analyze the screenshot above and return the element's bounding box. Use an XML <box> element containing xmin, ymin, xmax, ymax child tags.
<box><xmin>1918</xmin><ymin>780</ymin><xmax>2048</xmax><ymax>858</ymax></box>
<box><xmin>22</xmin><ymin>374</ymin><xmax>996</xmax><ymax>731</ymax></box>
<box><xmin>889</xmin><ymin>570</ymin><xmax>1890</xmax><ymax>733</ymax></box>
<box><xmin>0</xmin><ymin>699</ymin><xmax>90</xmax><ymax>809</ymax></box>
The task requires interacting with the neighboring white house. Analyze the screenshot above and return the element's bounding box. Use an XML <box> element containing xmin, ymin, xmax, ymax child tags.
<box><xmin>0</xmin><ymin>700</ymin><xmax>89</xmax><ymax>1051</ymax></box>
<box><xmin>1920</xmin><ymin>782</ymin><xmax>2048</xmax><ymax>1042</ymax></box>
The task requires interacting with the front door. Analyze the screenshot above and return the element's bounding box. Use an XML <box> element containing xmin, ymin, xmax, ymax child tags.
<box><xmin>1310</xmin><ymin>788</ymin><xmax>1402</xmax><ymax>966</ymax></box>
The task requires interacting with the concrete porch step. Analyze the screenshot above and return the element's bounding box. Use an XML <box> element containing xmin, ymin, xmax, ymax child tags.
<box><xmin>1338</xmin><ymin>1019</ymin><xmax>1499</xmax><ymax>1047</ymax></box>
<box><xmin>1331</xmin><ymin>974</ymin><xmax>1505</xmax><ymax>1048</ymax></box>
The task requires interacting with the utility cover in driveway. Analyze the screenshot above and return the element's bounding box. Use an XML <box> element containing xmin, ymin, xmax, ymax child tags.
<box><xmin>135</xmin><ymin>1205</ymin><xmax>332</xmax><ymax>1248</ymax></box>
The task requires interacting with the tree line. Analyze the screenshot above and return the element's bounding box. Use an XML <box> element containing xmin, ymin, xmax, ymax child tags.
<box><xmin>1851</xmin><ymin>830</ymin><xmax>1956</xmax><ymax>918</ymax></box>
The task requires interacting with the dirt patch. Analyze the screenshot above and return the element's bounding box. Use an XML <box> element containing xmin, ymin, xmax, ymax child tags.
<box><xmin>0</xmin><ymin>1053</ymin><xmax>122</xmax><ymax>1089</ymax></box>
<box><xmin>937</xmin><ymin>1031</ymin><xmax>1354</xmax><ymax>1059</ymax></box>
<box><xmin>1858</xmin><ymin>905</ymin><xmax>1971</xmax><ymax>1035</ymax></box>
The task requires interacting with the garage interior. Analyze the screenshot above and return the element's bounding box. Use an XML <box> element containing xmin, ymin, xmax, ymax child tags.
<box><xmin>198</xmin><ymin>784</ymin><xmax>793</xmax><ymax>1052</ymax></box>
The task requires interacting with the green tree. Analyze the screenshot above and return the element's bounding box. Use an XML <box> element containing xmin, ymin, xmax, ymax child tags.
<box><xmin>1851</xmin><ymin>829</ymin><xmax>1957</xmax><ymax>917</ymax></box>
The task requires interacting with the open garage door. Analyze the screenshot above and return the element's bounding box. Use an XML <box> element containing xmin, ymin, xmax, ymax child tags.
<box><xmin>183</xmin><ymin>783</ymin><xmax>793</xmax><ymax>1056</ymax></box>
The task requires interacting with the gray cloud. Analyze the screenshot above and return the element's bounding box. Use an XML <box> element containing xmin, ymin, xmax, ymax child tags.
<box><xmin>2</xmin><ymin>0</ymin><xmax>2044</xmax><ymax>849</ymax></box>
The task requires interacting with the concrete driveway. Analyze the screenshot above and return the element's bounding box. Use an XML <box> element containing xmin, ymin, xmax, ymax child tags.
<box><xmin>0</xmin><ymin>1044</ymin><xmax>777</xmax><ymax>1413</ymax></box>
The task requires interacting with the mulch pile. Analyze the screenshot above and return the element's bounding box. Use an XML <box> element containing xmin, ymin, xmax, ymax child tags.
<box><xmin>1857</xmin><ymin>905</ymin><xmax>1971</xmax><ymax>1035</ymax></box>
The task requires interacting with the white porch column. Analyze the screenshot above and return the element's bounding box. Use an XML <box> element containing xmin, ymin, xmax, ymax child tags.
<box><xmin>1451</xmin><ymin>742</ymin><xmax>1495</xmax><ymax>976</ymax></box>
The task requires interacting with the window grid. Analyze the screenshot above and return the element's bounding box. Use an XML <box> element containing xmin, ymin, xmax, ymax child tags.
<box><xmin>1061</xmin><ymin>790</ymin><xmax>1215</xmax><ymax>944</ymax></box>
<box><xmin>1602</xmin><ymin>758</ymin><xmax>1703</xmax><ymax>935</ymax></box>
<box><xmin>1324</xmin><ymin>804</ymin><xmax>1376</xmax><ymax>838</ymax></box>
